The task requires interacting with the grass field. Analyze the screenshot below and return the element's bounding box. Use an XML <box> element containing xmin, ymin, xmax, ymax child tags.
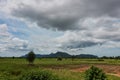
<box><xmin>0</xmin><ymin>58</ymin><xmax>120</xmax><ymax>80</ymax></box>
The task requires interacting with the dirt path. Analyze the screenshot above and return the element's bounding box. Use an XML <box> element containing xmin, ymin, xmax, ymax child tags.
<box><xmin>71</xmin><ymin>64</ymin><xmax>120</xmax><ymax>77</ymax></box>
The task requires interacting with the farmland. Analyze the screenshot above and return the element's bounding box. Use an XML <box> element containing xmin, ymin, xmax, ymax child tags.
<box><xmin>0</xmin><ymin>58</ymin><xmax>120</xmax><ymax>80</ymax></box>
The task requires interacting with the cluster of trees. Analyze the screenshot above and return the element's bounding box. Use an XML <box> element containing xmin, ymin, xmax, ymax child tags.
<box><xmin>100</xmin><ymin>56</ymin><xmax>120</xmax><ymax>59</ymax></box>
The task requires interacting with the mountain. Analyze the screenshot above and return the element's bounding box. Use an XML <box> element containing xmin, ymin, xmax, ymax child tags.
<box><xmin>21</xmin><ymin>51</ymin><xmax>71</xmax><ymax>58</ymax></box>
<box><xmin>75</xmin><ymin>54</ymin><xmax>98</xmax><ymax>58</ymax></box>
<box><xmin>48</xmin><ymin>51</ymin><xmax>71</xmax><ymax>58</ymax></box>
<box><xmin>21</xmin><ymin>51</ymin><xmax>98</xmax><ymax>58</ymax></box>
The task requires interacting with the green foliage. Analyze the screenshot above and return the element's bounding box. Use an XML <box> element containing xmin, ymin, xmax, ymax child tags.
<box><xmin>71</xmin><ymin>55</ymin><xmax>76</xmax><ymax>61</ymax></box>
<box><xmin>0</xmin><ymin>58</ymin><xmax>120</xmax><ymax>80</ymax></box>
<box><xmin>85</xmin><ymin>66</ymin><xmax>107</xmax><ymax>80</ymax></box>
<box><xmin>10</xmin><ymin>70</ymin><xmax>21</xmax><ymax>76</ymax></box>
<box><xmin>0</xmin><ymin>71</ymin><xmax>10</xmax><ymax>80</ymax></box>
<box><xmin>12</xmin><ymin>56</ymin><xmax>15</xmax><ymax>59</ymax></box>
<box><xmin>20</xmin><ymin>71</ymin><xmax>60</xmax><ymax>80</ymax></box>
<box><xmin>57</xmin><ymin>57</ymin><xmax>62</xmax><ymax>61</ymax></box>
<box><xmin>98</xmin><ymin>59</ymin><xmax>104</xmax><ymax>61</ymax></box>
<box><xmin>26</xmin><ymin>51</ymin><xmax>36</xmax><ymax>64</ymax></box>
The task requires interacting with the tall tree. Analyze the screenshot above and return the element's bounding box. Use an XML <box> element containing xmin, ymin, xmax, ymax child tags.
<box><xmin>26</xmin><ymin>51</ymin><xmax>36</xmax><ymax>65</ymax></box>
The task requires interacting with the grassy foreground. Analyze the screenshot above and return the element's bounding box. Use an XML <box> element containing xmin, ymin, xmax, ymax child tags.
<box><xmin>0</xmin><ymin>58</ymin><xmax>120</xmax><ymax>80</ymax></box>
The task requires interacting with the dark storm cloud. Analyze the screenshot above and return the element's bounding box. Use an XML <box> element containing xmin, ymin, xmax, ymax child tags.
<box><xmin>12</xmin><ymin>0</ymin><xmax>120</xmax><ymax>31</ymax></box>
<box><xmin>9</xmin><ymin>0</ymin><xmax>120</xmax><ymax>49</ymax></box>
<box><xmin>59</xmin><ymin>40</ymin><xmax>103</xmax><ymax>49</ymax></box>
<box><xmin>12</xmin><ymin>3</ymin><xmax>80</xmax><ymax>31</ymax></box>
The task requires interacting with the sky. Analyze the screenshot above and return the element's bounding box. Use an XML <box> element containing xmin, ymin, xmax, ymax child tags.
<box><xmin>0</xmin><ymin>0</ymin><xmax>120</xmax><ymax>57</ymax></box>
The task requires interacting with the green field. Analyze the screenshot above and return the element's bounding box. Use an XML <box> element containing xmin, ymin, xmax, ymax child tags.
<box><xmin>0</xmin><ymin>58</ymin><xmax>120</xmax><ymax>80</ymax></box>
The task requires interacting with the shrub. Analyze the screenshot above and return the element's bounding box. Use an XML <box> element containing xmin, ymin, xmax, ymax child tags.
<box><xmin>10</xmin><ymin>70</ymin><xmax>21</xmax><ymax>76</ymax></box>
<box><xmin>20</xmin><ymin>71</ymin><xmax>60</xmax><ymax>80</ymax></box>
<box><xmin>57</xmin><ymin>57</ymin><xmax>62</xmax><ymax>61</ymax></box>
<box><xmin>85</xmin><ymin>66</ymin><xmax>107</xmax><ymax>80</ymax></box>
<box><xmin>0</xmin><ymin>72</ymin><xmax>10</xmax><ymax>80</ymax></box>
<box><xmin>98</xmin><ymin>59</ymin><xmax>104</xmax><ymax>61</ymax></box>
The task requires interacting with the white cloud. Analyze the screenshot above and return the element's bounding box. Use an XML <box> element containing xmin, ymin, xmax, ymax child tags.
<box><xmin>55</xmin><ymin>17</ymin><xmax>120</xmax><ymax>50</ymax></box>
<box><xmin>6</xmin><ymin>0</ymin><xmax>120</xmax><ymax>31</ymax></box>
<box><xmin>101</xmin><ymin>41</ymin><xmax>120</xmax><ymax>48</ymax></box>
<box><xmin>0</xmin><ymin>24</ymin><xmax>29</xmax><ymax>53</ymax></box>
<box><xmin>0</xmin><ymin>24</ymin><xmax>10</xmax><ymax>36</ymax></box>
<box><xmin>1</xmin><ymin>0</ymin><xmax>120</xmax><ymax>56</ymax></box>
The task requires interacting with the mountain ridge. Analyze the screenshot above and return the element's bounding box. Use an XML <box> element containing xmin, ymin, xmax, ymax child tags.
<box><xmin>21</xmin><ymin>51</ymin><xmax>98</xmax><ymax>58</ymax></box>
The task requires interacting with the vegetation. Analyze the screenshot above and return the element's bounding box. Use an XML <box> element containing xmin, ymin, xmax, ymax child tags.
<box><xmin>85</xmin><ymin>66</ymin><xmax>107</xmax><ymax>80</ymax></box>
<box><xmin>26</xmin><ymin>51</ymin><xmax>36</xmax><ymax>64</ymax></box>
<box><xmin>71</xmin><ymin>55</ymin><xmax>76</xmax><ymax>61</ymax></box>
<box><xmin>100</xmin><ymin>56</ymin><xmax>120</xmax><ymax>59</ymax></box>
<box><xmin>20</xmin><ymin>70</ymin><xmax>60</xmax><ymax>80</ymax></box>
<box><xmin>0</xmin><ymin>58</ymin><xmax>120</xmax><ymax>80</ymax></box>
<box><xmin>57</xmin><ymin>57</ymin><xmax>62</xmax><ymax>61</ymax></box>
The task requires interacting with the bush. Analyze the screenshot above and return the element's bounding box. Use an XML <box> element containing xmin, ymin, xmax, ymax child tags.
<box><xmin>57</xmin><ymin>57</ymin><xmax>62</xmax><ymax>61</ymax></box>
<box><xmin>85</xmin><ymin>66</ymin><xmax>107</xmax><ymax>80</ymax></box>
<box><xmin>20</xmin><ymin>71</ymin><xmax>60</xmax><ymax>80</ymax></box>
<box><xmin>98</xmin><ymin>59</ymin><xmax>104</xmax><ymax>61</ymax></box>
<box><xmin>0</xmin><ymin>72</ymin><xmax>10</xmax><ymax>80</ymax></box>
<box><xmin>10</xmin><ymin>70</ymin><xmax>21</xmax><ymax>76</ymax></box>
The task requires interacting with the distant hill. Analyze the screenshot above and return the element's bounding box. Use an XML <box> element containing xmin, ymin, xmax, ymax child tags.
<box><xmin>21</xmin><ymin>51</ymin><xmax>98</xmax><ymax>58</ymax></box>
<box><xmin>21</xmin><ymin>51</ymin><xmax>71</xmax><ymax>58</ymax></box>
<box><xmin>48</xmin><ymin>51</ymin><xmax>71</xmax><ymax>58</ymax></box>
<box><xmin>75</xmin><ymin>54</ymin><xmax>98</xmax><ymax>58</ymax></box>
